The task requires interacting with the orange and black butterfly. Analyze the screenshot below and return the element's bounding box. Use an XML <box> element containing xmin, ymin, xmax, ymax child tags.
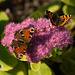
<box><xmin>11</xmin><ymin>25</ymin><xmax>34</xmax><ymax>59</ymax></box>
<box><xmin>46</xmin><ymin>10</ymin><xmax>72</xmax><ymax>27</ymax></box>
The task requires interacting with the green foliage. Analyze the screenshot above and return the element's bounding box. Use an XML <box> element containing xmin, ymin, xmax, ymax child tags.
<box><xmin>7</xmin><ymin>61</ymin><xmax>28</xmax><ymax>75</ymax></box>
<box><xmin>28</xmin><ymin>62</ymin><xmax>55</xmax><ymax>75</ymax></box>
<box><xmin>0</xmin><ymin>45</ymin><xmax>18</xmax><ymax>71</ymax></box>
<box><xmin>47</xmin><ymin>1</ymin><xmax>63</xmax><ymax>12</ymax></box>
<box><xmin>62</xmin><ymin>0</ymin><xmax>75</xmax><ymax>7</ymax></box>
<box><xmin>30</xmin><ymin>62</ymin><xmax>41</xmax><ymax>72</ymax></box>
<box><xmin>0</xmin><ymin>12</ymin><xmax>9</xmax><ymax>41</ymax></box>
<box><xmin>1</xmin><ymin>33</ymin><xmax>5</xmax><ymax>42</ymax></box>
<box><xmin>63</xmin><ymin>5</ymin><xmax>75</xmax><ymax>15</ymax></box>
<box><xmin>38</xmin><ymin>1</ymin><xmax>63</xmax><ymax>13</ymax></box>
<box><xmin>60</xmin><ymin>47</ymin><xmax>75</xmax><ymax>75</ymax></box>
<box><xmin>51</xmin><ymin>46</ymin><xmax>63</xmax><ymax>56</ymax></box>
<box><xmin>0</xmin><ymin>71</ymin><xmax>10</xmax><ymax>75</ymax></box>
<box><xmin>50</xmin><ymin>47</ymin><xmax>63</xmax><ymax>63</ymax></box>
<box><xmin>28</xmin><ymin>11</ymin><xmax>43</xmax><ymax>20</ymax></box>
<box><xmin>49</xmin><ymin>56</ymin><xmax>63</xmax><ymax>63</ymax></box>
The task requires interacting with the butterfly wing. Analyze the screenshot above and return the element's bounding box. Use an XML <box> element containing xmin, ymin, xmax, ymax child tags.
<box><xmin>23</xmin><ymin>25</ymin><xmax>34</xmax><ymax>42</ymax></box>
<box><xmin>14</xmin><ymin>46</ymin><xmax>27</xmax><ymax>59</ymax></box>
<box><xmin>15</xmin><ymin>25</ymin><xmax>34</xmax><ymax>43</ymax></box>
<box><xmin>58</xmin><ymin>15</ymin><xmax>72</xmax><ymax>27</ymax></box>
<box><xmin>46</xmin><ymin>10</ymin><xmax>61</xmax><ymax>26</ymax></box>
<box><xmin>60</xmin><ymin>15</ymin><xmax>72</xmax><ymax>20</ymax></box>
<box><xmin>11</xmin><ymin>25</ymin><xmax>34</xmax><ymax>59</ymax></box>
<box><xmin>11</xmin><ymin>40</ymin><xmax>27</xmax><ymax>59</ymax></box>
<box><xmin>46</xmin><ymin>10</ymin><xmax>72</xmax><ymax>27</ymax></box>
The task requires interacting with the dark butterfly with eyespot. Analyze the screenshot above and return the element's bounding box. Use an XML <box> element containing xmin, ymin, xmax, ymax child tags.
<box><xmin>11</xmin><ymin>25</ymin><xmax>34</xmax><ymax>59</ymax></box>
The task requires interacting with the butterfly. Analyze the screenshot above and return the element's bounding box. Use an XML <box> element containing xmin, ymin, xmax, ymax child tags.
<box><xmin>46</xmin><ymin>10</ymin><xmax>72</xmax><ymax>27</ymax></box>
<box><xmin>11</xmin><ymin>25</ymin><xmax>34</xmax><ymax>59</ymax></box>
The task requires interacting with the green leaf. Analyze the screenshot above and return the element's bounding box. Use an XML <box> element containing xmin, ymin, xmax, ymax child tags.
<box><xmin>0</xmin><ymin>12</ymin><xmax>9</xmax><ymax>21</ymax></box>
<box><xmin>49</xmin><ymin>56</ymin><xmax>62</xmax><ymax>63</ymax></box>
<box><xmin>62</xmin><ymin>5</ymin><xmax>75</xmax><ymax>15</ymax></box>
<box><xmin>61</xmin><ymin>0</ymin><xmax>75</xmax><ymax>7</ymax></box>
<box><xmin>0</xmin><ymin>12</ymin><xmax>9</xmax><ymax>40</ymax></box>
<box><xmin>51</xmin><ymin>46</ymin><xmax>62</xmax><ymax>57</ymax></box>
<box><xmin>51</xmin><ymin>49</ymin><xmax>56</xmax><ymax>57</ymax></box>
<box><xmin>30</xmin><ymin>62</ymin><xmax>41</xmax><ymax>72</ymax></box>
<box><xmin>60</xmin><ymin>47</ymin><xmax>75</xmax><ymax>75</ymax></box>
<box><xmin>0</xmin><ymin>45</ymin><xmax>18</xmax><ymax>71</ymax></box>
<box><xmin>1</xmin><ymin>33</ymin><xmax>5</xmax><ymax>40</ymax></box>
<box><xmin>28</xmin><ymin>62</ymin><xmax>55</xmax><ymax>75</ymax></box>
<box><xmin>38</xmin><ymin>1</ymin><xmax>63</xmax><ymax>13</ymax></box>
<box><xmin>28</xmin><ymin>11</ymin><xmax>43</xmax><ymax>20</ymax></box>
<box><xmin>7</xmin><ymin>61</ymin><xmax>28</xmax><ymax>75</ymax></box>
<box><xmin>47</xmin><ymin>2</ymin><xmax>63</xmax><ymax>12</ymax></box>
<box><xmin>0</xmin><ymin>71</ymin><xmax>10</xmax><ymax>75</ymax></box>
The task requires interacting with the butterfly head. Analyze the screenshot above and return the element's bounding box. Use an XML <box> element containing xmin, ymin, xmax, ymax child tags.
<box><xmin>46</xmin><ymin>10</ymin><xmax>53</xmax><ymax>18</ymax></box>
<box><xmin>46</xmin><ymin>10</ymin><xmax>50</xmax><ymax>14</ymax></box>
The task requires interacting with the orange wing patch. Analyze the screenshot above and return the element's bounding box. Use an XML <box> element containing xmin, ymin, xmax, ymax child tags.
<box><xmin>14</xmin><ymin>46</ymin><xmax>27</xmax><ymax>59</ymax></box>
<box><xmin>11</xmin><ymin>25</ymin><xmax>34</xmax><ymax>59</ymax></box>
<box><xmin>23</xmin><ymin>25</ymin><xmax>34</xmax><ymax>42</ymax></box>
<box><xmin>46</xmin><ymin>10</ymin><xmax>72</xmax><ymax>27</ymax></box>
<box><xmin>23</xmin><ymin>28</ymin><xmax>31</xmax><ymax>41</ymax></box>
<box><xmin>59</xmin><ymin>15</ymin><xmax>72</xmax><ymax>27</ymax></box>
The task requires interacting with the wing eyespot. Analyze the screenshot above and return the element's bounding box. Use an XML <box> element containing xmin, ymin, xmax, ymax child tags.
<box><xmin>20</xmin><ymin>31</ymin><xmax>23</xmax><ymax>34</ymax></box>
<box><xmin>19</xmin><ymin>30</ymin><xmax>23</xmax><ymax>34</ymax></box>
<box><xmin>30</xmin><ymin>27</ymin><xmax>34</xmax><ymax>32</ymax></box>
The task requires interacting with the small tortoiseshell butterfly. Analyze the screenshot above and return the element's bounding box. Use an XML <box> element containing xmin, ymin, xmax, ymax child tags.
<box><xmin>46</xmin><ymin>10</ymin><xmax>72</xmax><ymax>27</ymax></box>
<box><xmin>11</xmin><ymin>25</ymin><xmax>34</xmax><ymax>59</ymax></box>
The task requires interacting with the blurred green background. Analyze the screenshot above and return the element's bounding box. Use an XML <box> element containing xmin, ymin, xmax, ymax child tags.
<box><xmin>0</xmin><ymin>0</ymin><xmax>75</xmax><ymax>75</ymax></box>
